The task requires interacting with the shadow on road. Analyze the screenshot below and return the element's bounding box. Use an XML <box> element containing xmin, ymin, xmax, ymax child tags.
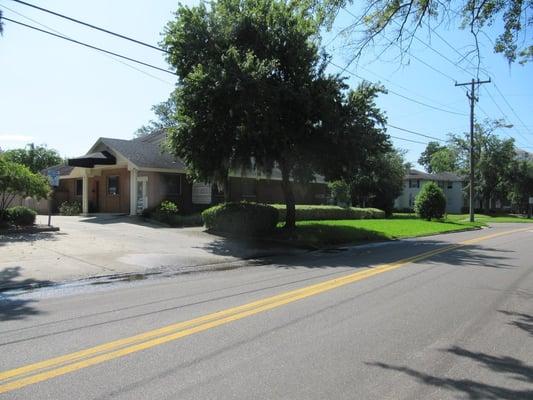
<box><xmin>367</xmin><ymin>343</ymin><xmax>533</xmax><ymax>400</ymax></box>
<box><xmin>499</xmin><ymin>310</ymin><xmax>533</xmax><ymax>337</ymax></box>
<box><xmin>0</xmin><ymin>267</ymin><xmax>49</xmax><ymax>321</ymax></box>
<box><xmin>0</xmin><ymin>231</ymin><xmax>61</xmax><ymax>247</ymax></box>
<box><xmin>367</xmin><ymin>360</ymin><xmax>533</xmax><ymax>399</ymax></box>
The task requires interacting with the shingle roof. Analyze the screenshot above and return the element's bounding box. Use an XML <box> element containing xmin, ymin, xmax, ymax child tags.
<box><xmin>406</xmin><ymin>169</ymin><xmax>463</xmax><ymax>182</ymax></box>
<box><xmin>99</xmin><ymin>137</ymin><xmax>186</xmax><ymax>170</ymax></box>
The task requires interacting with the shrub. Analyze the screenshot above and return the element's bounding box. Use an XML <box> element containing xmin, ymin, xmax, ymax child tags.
<box><xmin>0</xmin><ymin>209</ymin><xmax>10</xmax><ymax>228</ymax></box>
<box><xmin>59</xmin><ymin>201</ymin><xmax>81</xmax><ymax>216</ymax></box>
<box><xmin>272</xmin><ymin>204</ymin><xmax>385</xmax><ymax>222</ymax></box>
<box><xmin>414</xmin><ymin>182</ymin><xmax>447</xmax><ymax>220</ymax></box>
<box><xmin>328</xmin><ymin>180</ymin><xmax>351</xmax><ymax>207</ymax></box>
<box><xmin>0</xmin><ymin>157</ymin><xmax>50</xmax><ymax>212</ymax></box>
<box><xmin>158</xmin><ymin>200</ymin><xmax>179</xmax><ymax>215</ymax></box>
<box><xmin>8</xmin><ymin>206</ymin><xmax>37</xmax><ymax>226</ymax></box>
<box><xmin>202</xmin><ymin>202</ymin><xmax>279</xmax><ymax>235</ymax></box>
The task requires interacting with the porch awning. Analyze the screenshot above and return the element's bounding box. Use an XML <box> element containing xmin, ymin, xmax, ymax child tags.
<box><xmin>67</xmin><ymin>151</ymin><xmax>116</xmax><ymax>168</ymax></box>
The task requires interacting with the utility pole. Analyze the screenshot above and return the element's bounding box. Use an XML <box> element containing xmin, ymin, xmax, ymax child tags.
<box><xmin>455</xmin><ymin>78</ymin><xmax>491</xmax><ymax>222</ymax></box>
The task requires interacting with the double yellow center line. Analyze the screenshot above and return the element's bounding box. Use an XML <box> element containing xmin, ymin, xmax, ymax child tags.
<box><xmin>0</xmin><ymin>227</ymin><xmax>529</xmax><ymax>394</ymax></box>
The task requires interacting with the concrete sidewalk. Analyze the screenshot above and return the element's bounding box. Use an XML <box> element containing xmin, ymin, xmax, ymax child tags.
<box><xmin>0</xmin><ymin>215</ymin><xmax>303</xmax><ymax>291</ymax></box>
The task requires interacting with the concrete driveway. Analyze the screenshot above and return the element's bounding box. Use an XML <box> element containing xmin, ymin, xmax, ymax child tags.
<box><xmin>0</xmin><ymin>215</ymin><xmax>299</xmax><ymax>290</ymax></box>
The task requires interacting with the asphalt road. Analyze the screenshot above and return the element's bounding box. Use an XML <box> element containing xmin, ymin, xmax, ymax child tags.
<box><xmin>1</xmin><ymin>223</ymin><xmax>532</xmax><ymax>399</ymax></box>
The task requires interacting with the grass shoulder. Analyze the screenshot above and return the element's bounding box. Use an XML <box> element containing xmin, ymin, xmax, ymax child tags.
<box><xmin>271</xmin><ymin>214</ymin><xmax>488</xmax><ymax>248</ymax></box>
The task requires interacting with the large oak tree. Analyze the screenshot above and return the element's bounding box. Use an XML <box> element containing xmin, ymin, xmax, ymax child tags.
<box><xmin>162</xmin><ymin>0</ymin><xmax>389</xmax><ymax>228</ymax></box>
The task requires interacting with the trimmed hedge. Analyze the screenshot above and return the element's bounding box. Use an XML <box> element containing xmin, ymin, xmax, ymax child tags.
<box><xmin>272</xmin><ymin>204</ymin><xmax>385</xmax><ymax>222</ymax></box>
<box><xmin>8</xmin><ymin>206</ymin><xmax>37</xmax><ymax>226</ymax></box>
<box><xmin>202</xmin><ymin>202</ymin><xmax>279</xmax><ymax>235</ymax></box>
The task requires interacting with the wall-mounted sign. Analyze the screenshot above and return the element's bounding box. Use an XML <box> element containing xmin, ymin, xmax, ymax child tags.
<box><xmin>47</xmin><ymin>170</ymin><xmax>60</xmax><ymax>187</ymax></box>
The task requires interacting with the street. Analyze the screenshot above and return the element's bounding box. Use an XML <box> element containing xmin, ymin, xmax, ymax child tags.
<box><xmin>1</xmin><ymin>224</ymin><xmax>532</xmax><ymax>399</ymax></box>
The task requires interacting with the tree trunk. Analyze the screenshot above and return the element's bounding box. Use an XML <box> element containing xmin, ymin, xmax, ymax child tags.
<box><xmin>223</xmin><ymin>176</ymin><xmax>230</xmax><ymax>203</ymax></box>
<box><xmin>280</xmin><ymin>166</ymin><xmax>296</xmax><ymax>230</ymax></box>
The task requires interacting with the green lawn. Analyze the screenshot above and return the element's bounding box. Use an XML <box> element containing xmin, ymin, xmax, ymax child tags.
<box><xmin>445</xmin><ymin>213</ymin><xmax>533</xmax><ymax>224</ymax></box>
<box><xmin>272</xmin><ymin>213</ymin><xmax>532</xmax><ymax>248</ymax></box>
<box><xmin>274</xmin><ymin>215</ymin><xmax>489</xmax><ymax>248</ymax></box>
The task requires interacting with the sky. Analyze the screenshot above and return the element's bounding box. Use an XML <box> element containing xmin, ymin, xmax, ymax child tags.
<box><xmin>1</xmin><ymin>0</ymin><xmax>532</xmax><ymax>169</ymax></box>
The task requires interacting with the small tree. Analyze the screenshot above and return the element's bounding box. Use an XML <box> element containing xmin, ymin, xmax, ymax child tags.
<box><xmin>0</xmin><ymin>157</ymin><xmax>50</xmax><ymax>212</ymax></box>
<box><xmin>328</xmin><ymin>180</ymin><xmax>351</xmax><ymax>207</ymax></box>
<box><xmin>414</xmin><ymin>182</ymin><xmax>446</xmax><ymax>220</ymax></box>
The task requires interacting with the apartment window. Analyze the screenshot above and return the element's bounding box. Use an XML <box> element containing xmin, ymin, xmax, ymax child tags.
<box><xmin>107</xmin><ymin>176</ymin><xmax>119</xmax><ymax>195</ymax></box>
<box><xmin>75</xmin><ymin>179</ymin><xmax>83</xmax><ymax>196</ymax></box>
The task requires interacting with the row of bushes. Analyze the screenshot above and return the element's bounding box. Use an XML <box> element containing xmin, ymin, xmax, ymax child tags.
<box><xmin>0</xmin><ymin>206</ymin><xmax>37</xmax><ymax>227</ymax></box>
<box><xmin>201</xmin><ymin>202</ymin><xmax>387</xmax><ymax>235</ymax></box>
<box><xmin>271</xmin><ymin>204</ymin><xmax>385</xmax><ymax>222</ymax></box>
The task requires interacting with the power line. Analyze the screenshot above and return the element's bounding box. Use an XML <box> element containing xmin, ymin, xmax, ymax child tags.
<box><xmin>0</xmin><ymin>5</ymin><xmax>173</xmax><ymax>85</ymax></box>
<box><xmin>387</xmin><ymin>124</ymin><xmax>445</xmax><ymax>142</ymax></box>
<box><xmin>2</xmin><ymin>17</ymin><xmax>175</xmax><ymax>75</ymax></box>
<box><xmin>346</xmin><ymin>6</ymin><xmax>532</xmax><ymax>147</ymax></box>
<box><xmin>329</xmin><ymin>61</ymin><xmax>467</xmax><ymax>116</ymax></box>
<box><xmin>388</xmin><ymin>135</ymin><xmax>428</xmax><ymax>145</ymax></box>
<box><xmin>10</xmin><ymin>0</ymin><xmax>168</xmax><ymax>54</ymax></box>
<box><xmin>492</xmin><ymin>82</ymin><xmax>533</xmax><ymax>139</ymax></box>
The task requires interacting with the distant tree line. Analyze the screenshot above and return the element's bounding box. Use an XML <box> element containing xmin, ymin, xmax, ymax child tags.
<box><xmin>418</xmin><ymin>120</ymin><xmax>533</xmax><ymax>213</ymax></box>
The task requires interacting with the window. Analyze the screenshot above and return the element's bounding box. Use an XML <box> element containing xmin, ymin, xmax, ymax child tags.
<box><xmin>107</xmin><ymin>176</ymin><xmax>119</xmax><ymax>195</ymax></box>
<box><xmin>75</xmin><ymin>179</ymin><xmax>83</xmax><ymax>196</ymax></box>
<box><xmin>162</xmin><ymin>174</ymin><xmax>181</xmax><ymax>196</ymax></box>
<box><xmin>447</xmin><ymin>181</ymin><xmax>453</xmax><ymax>189</ymax></box>
<box><xmin>409</xmin><ymin>179</ymin><xmax>420</xmax><ymax>188</ymax></box>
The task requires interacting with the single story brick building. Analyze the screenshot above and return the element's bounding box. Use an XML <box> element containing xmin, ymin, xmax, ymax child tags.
<box><xmin>46</xmin><ymin>132</ymin><xmax>327</xmax><ymax>215</ymax></box>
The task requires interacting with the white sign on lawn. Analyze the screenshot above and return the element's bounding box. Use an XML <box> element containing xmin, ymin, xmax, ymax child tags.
<box><xmin>192</xmin><ymin>182</ymin><xmax>212</xmax><ymax>205</ymax></box>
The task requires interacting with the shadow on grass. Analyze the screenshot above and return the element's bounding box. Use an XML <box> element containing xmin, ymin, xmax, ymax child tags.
<box><xmin>0</xmin><ymin>267</ymin><xmax>49</xmax><ymax>321</ymax></box>
<box><xmin>367</xmin><ymin>344</ymin><xmax>533</xmax><ymax>399</ymax></box>
<box><xmin>272</xmin><ymin>223</ymin><xmax>390</xmax><ymax>248</ymax></box>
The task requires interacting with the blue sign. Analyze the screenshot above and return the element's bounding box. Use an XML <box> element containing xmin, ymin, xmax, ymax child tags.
<box><xmin>47</xmin><ymin>170</ymin><xmax>60</xmax><ymax>187</ymax></box>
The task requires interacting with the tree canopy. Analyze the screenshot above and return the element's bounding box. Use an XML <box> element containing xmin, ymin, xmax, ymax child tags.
<box><xmin>134</xmin><ymin>97</ymin><xmax>177</xmax><ymax>137</ymax></box>
<box><xmin>0</xmin><ymin>156</ymin><xmax>50</xmax><ymax>211</ymax></box>
<box><xmin>319</xmin><ymin>0</ymin><xmax>533</xmax><ymax>65</ymax></box>
<box><xmin>162</xmin><ymin>0</ymin><xmax>390</xmax><ymax>227</ymax></box>
<box><xmin>419</xmin><ymin>119</ymin><xmax>531</xmax><ymax>212</ymax></box>
<box><xmin>418</xmin><ymin>141</ymin><xmax>446</xmax><ymax>173</ymax></box>
<box><xmin>2</xmin><ymin>143</ymin><xmax>62</xmax><ymax>174</ymax></box>
<box><xmin>350</xmin><ymin>147</ymin><xmax>408</xmax><ymax>215</ymax></box>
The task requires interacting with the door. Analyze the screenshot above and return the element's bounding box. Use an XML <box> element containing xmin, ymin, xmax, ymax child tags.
<box><xmin>136</xmin><ymin>177</ymin><xmax>148</xmax><ymax>213</ymax></box>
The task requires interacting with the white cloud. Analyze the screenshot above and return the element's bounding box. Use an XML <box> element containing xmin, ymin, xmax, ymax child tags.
<box><xmin>0</xmin><ymin>134</ymin><xmax>34</xmax><ymax>142</ymax></box>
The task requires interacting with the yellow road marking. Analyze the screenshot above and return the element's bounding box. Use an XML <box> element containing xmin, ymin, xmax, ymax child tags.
<box><xmin>0</xmin><ymin>227</ymin><xmax>529</xmax><ymax>394</ymax></box>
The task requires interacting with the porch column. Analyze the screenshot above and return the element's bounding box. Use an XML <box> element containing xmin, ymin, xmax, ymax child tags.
<box><xmin>82</xmin><ymin>174</ymin><xmax>89</xmax><ymax>215</ymax></box>
<box><xmin>129</xmin><ymin>168</ymin><xmax>138</xmax><ymax>216</ymax></box>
